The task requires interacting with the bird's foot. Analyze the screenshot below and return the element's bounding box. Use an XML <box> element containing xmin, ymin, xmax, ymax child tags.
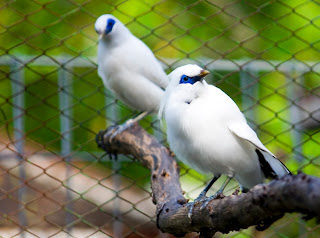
<box><xmin>108</xmin><ymin>120</ymin><xmax>134</xmax><ymax>142</ymax></box>
<box><xmin>200</xmin><ymin>190</ymin><xmax>223</xmax><ymax>210</ymax></box>
<box><xmin>95</xmin><ymin>129</ymin><xmax>109</xmax><ymax>150</ymax></box>
<box><xmin>95</xmin><ymin>126</ymin><xmax>119</xmax><ymax>160</ymax></box>
<box><xmin>188</xmin><ymin>191</ymin><xmax>207</xmax><ymax>220</ymax></box>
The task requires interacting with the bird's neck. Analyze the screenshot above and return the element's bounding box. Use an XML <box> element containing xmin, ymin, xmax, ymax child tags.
<box><xmin>101</xmin><ymin>30</ymin><xmax>132</xmax><ymax>48</ymax></box>
<box><xmin>170</xmin><ymin>81</ymin><xmax>208</xmax><ymax>106</ymax></box>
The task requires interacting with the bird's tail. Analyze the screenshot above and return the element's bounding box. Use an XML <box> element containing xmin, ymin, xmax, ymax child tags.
<box><xmin>256</xmin><ymin>149</ymin><xmax>291</xmax><ymax>179</ymax></box>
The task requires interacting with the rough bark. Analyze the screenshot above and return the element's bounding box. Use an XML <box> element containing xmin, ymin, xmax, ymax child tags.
<box><xmin>96</xmin><ymin>123</ymin><xmax>320</xmax><ymax>237</ymax></box>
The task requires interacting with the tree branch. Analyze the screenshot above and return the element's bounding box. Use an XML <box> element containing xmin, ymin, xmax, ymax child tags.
<box><xmin>96</xmin><ymin>123</ymin><xmax>320</xmax><ymax>237</ymax></box>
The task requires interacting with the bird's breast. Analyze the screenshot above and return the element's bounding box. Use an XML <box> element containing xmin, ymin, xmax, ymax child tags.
<box><xmin>165</xmin><ymin>93</ymin><xmax>259</xmax><ymax>176</ymax></box>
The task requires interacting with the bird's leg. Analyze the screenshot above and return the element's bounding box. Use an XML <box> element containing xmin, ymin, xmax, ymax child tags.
<box><xmin>109</xmin><ymin>111</ymin><xmax>150</xmax><ymax>141</ymax></box>
<box><xmin>215</xmin><ymin>175</ymin><xmax>233</xmax><ymax>196</ymax></box>
<box><xmin>124</xmin><ymin>111</ymin><xmax>150</xmax><ymax>127</ymax></box>
<box><xmin>200</xmin><ymin>175</ymin><xmax>233</xmax><ymax>210</ymax></box>
<box><xmin>188</xmin><ymin>175</ymin><xmax>220</xmax><ymax>219</ymax></box>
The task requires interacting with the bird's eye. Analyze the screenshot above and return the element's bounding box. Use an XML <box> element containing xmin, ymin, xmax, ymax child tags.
<box><xmin>105</xmin><ymin>19</ymin><xmax>116</xmax><ymax>34</ymax></box>
<box><xmin>181</xmin><ymin>75</ymin><xmax>188</xmax><ymax>81</ymax></box>
<box><xmin>180</xmin><ymin>75</ymin><xmax>192</xmax><ymax>84</ymax></box>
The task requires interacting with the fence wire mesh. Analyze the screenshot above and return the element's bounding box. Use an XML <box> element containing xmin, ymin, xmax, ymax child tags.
<box><xmin>0</xmin><ymin>0</ymin><xmax>320</xmax><ymax>237</ymax></box>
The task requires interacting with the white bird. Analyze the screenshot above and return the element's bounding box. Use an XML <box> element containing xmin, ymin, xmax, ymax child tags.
<box><xmin>95</xmin><ymin>14</ymin><xmax>168</xmax><ymax>134</ymax></box>
<box><xmin>159</xmin><ymin>64</ymin><xmax>291</xmax><ymax>218</ymax></box>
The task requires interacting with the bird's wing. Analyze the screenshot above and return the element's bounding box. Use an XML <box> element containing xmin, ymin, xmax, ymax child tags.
<box><xmin>228</xmin><ymin>122</ymin><xmax>275</xmax><ymax>156</ymax></box>
<box><xmin>128</xmin><ymin>38</ymin><xmax>169</xmax><ymax>90</ymax></box>
<box><xmin>228</xmin><ymin>122</ymin><xmax>290</xmax><ymax>177</ymax></box>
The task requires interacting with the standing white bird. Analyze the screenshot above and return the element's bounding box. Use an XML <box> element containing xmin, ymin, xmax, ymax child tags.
<box><xmin>159</xmin><ymin>64</ymin><xmax>291</xmax><ymax>218</ymax></box>
<box><xmin>95</xmin><ymin>14</ymin><xmax>168</xmax><ymax>134</ymax></box>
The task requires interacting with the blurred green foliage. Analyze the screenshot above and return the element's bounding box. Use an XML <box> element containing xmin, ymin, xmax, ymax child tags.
<box><xmin>1</xmin><ymin>0</ymin><xmax>319</xmax><ymax>166</ymax></box>
<box><xmin>0</xmin><ymin>0</ymin><xmax>319</xmax><ymax>167</ymax></box>
<box><xmin>1</xmin><ymin>0</ymin><xmax>319</xmax><ymax>59</ymax></box>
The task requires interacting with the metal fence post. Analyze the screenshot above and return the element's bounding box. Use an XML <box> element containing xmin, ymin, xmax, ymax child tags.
<box><xmin>10</xmin><ymin>58</ymin><xmax>27</xmax><ymax>236</ymax></box>
<box><xmin>58</xmin><ymin>64</ymin><xmax>73</xmax><ymax>230</ymax></box>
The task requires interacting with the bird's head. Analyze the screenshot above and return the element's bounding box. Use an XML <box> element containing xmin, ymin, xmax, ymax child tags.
<box><xmin>168</xmin><ymin>64</ymin><xmax>210</xmax><ymax>87</ymax></box>
<box><xmin>159</xmin><ymin>64</ymin><xmax>210</xmax><ymax>119</ymax></box>
<box><xmin>95</xmin><ymin>14</ymin><xmax>124</xmax><ymax>40</ymax></box>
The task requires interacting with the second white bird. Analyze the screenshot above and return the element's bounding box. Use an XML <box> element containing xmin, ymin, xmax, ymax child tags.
<box><xmin>159</xmin><ymin>64</ymin><xmax>290</xmax><ymax>195</ymax></box>
<box><xmin>95</xmin><ymin>14</ymin><xmax>168</xmax><ymax>115</ymax></box>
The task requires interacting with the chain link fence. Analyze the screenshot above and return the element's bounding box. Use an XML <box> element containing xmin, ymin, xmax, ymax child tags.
<box><xmin>0</xmin><ymin>0</ymin><xmax>319</xmax><ymax>237</ymax></box>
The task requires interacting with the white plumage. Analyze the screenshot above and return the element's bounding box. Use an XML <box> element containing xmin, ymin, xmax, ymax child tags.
<box><xmin>160</xmin><ymin>64</ymin><xmax>290</xmax><ymax>192</ymax></box>
<box><xmin>95</xmin><ymin>14</ymin><xmax>168</xmax><ymax>117</ymax></box>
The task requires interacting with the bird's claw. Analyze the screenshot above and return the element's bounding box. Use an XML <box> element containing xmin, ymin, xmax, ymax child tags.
<box><xmin>187</xmin><ymin>191</ymin><xmax>207</xmax><ymax>220</ymax></box>
<box><xmin>200</xmin><ymin>195</ymin><xmax>216</xmax><ymax>210</ymax></box>
<box><xmin>104</xmin><ymin>125</ymin><xmax>120</xmax><ymax>143</ymax></box>
<box><xmin>200</xmin><ymin>190</ymin><xmax>223</xmax><ymax>210</ymax></box>
<box><xmin>95</xmin><ymin>129</ymin><xmax>108</xmax><ymax>149</ymax></box>
<box><xmin>95</xmin><ymin>126</ymin><xmax>119</xmax><ymax>160</ymax></box>
<box><xmin>188</xmin><ymin>203</ymin><xmax>195</xmax><ymax>220</ymax></box>
<box><xmin>106</xmin><ymin>122</ymin><xmax>133</xmax><ymax>143</ymax></box>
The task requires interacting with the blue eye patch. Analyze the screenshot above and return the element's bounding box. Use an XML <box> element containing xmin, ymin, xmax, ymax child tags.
<box><xmin>105</xmin><ymin>18</ymin><xmax>116</xmax><ymax>34</ymax></box>
<box><xmin>179</xmin><ymin>75</ymin><xmax>202</xmax><ymax>85</ymax></box>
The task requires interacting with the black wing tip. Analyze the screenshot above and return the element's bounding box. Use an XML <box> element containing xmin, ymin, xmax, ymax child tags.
<box><xmin>256</xmin><ymin>149</ymin><xmax>291</xmax><ymax>178</ymax></box>
<box><xmin>256</xmin><ymin>149</ymin><xmax>278</xmax><ymax>179</ymax></box>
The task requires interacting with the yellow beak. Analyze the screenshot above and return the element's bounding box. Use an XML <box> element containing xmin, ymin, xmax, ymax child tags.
<box><xmin>199</xmin><ymin>69</ymin><xmax>210</xmax><ymax>77</ymax></box>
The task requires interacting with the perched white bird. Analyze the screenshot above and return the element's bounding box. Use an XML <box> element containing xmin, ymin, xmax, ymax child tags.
<box><xmin>159</xmin><ymin>64</ymin><xmax>291</xmax><ymax>217</ymax></box>
<box><xmin>95</xmin><ymin>14</ymin><xmax>168</xmax><ymax>132</ymax></box>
